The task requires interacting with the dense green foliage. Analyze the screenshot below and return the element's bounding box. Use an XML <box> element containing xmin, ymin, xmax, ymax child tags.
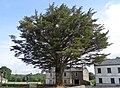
<box><xmin>90</xmin><ymin>79</ymin><xmax>96</xmax><ymax>86</ymax></box>
<box><xmin>89</xmin><ymin>72</ymin><xmax>96</xmax><ymax>86</ymax></box>
<box><xmin>9</xmin><ymin>73</ymin><xmax>45</xmax><ymax>83</ymax></box>
<box><xmin>89</xmin><ymin>72</ymin><xmax>95</xmax><ymax>80</ymax></box>
<box><xmin>115</xmin><ymin>57</ymin><xmax>120</xmax><ymax>59</ymax></box>
<box><xmin>10</xmin><ymin>4</ymin><xmax>110</xmax><ymax>86</ymax></box>
<box><xmin>0</xmin><ymin>66</ymin><xmax>45</xmax><ymax>83</ymax></box>
<box><xmin>0</xmin><ymin>66</ymin><xmax>12</xmax><ymax>80</ymax></box>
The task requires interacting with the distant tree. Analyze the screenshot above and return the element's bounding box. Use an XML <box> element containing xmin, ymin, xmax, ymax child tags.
<box><xmin>115</xmin><ymin>57</ymin><xmax>120</xmax><ymax>59</ymax></box>
<box><xmin>16</xmin><ymin>74</ymin><xmax>24</xmax><ymax>82</ymax></box>
<box><xmin>0</xmin><ymin>66</ymin><xmax>12</xmax><ymax>80</ymax></box>
<box><xmin>9</xmin><ymin>75</ymin><xmax>16</xmax><ymax>82</ymax></box>
<box><xmin>23</xmin><ymin>75</ymin><xmax>29</xmax><ymax>82</ymax></box>
<box><xmin>89</xmin><ymin>72</ymin><xmax>95</xmax><ymax>80</ymax></box>
<box><xmin>9</xmin><ymin>73</ymin><xmax>44</xmax><ymax>82</ymax></box>
<box><xmin>10</xmin><ymin>4</ymin><xmax>110</xmax><ymax>86</ymax></box>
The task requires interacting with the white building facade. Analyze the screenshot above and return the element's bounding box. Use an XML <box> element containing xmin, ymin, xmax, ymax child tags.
<box><xmin>46</xmin><ymin>67</ymin><xmax>89</xmax><ymax>85</ymax></box>
<box><xmin>0</xmin><ymin>76</ymin><xmax>8</xmax><ymax>83</ymax></box>
<box><xmin>95</xmin><ymin>59</ymin><xmax>120</xmax><ymax>86</ymax></box>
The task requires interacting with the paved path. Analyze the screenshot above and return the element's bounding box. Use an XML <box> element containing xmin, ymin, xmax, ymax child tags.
<box><xmin>68</xmin><ymin>85</ymin><xmax>85</xmax><ymax>88</ymax></box>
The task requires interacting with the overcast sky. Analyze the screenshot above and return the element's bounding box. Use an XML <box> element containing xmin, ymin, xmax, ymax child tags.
<box><xmin>0</xmin><ymin>0</ymin><xmax>120</xmax><ymax>74</ymax></box>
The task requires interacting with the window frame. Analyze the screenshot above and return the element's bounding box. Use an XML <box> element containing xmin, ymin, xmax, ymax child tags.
<box><xmin>64</xmin><ymin>79</ymin><xmax>66</xmax><ymax>83</ymax></box>
<box><xmin>118</xmin><ymin>67</ymin><xmax>120</xmax><ymax>73</ymax></box>
<box><xmin>64</xmin><ymin>72</ymin><xmax>66</xmax><ymax>77</ymax></box>
<box><xmin>76</xmin><ymin>72</ymin><xmax>78</xmax><ymax>77</ymax></box>
<box><xmin>99</xmin><ymin>78</ymin><xmax>103</xmax><ymax>83</ymax></box>
<box><xmin>119</xmin><ymin>78</ymin><xmax>120</xmax><ymax>84</ymax></box>
<box><xmin>111</xmin><ymin>78</ymin><xmax>115</xmax><ymax>84</ymax></box>
<box><xmin>107</xmin><ymin>68</ymin><xmax>111</xmax><ymax>73</ymax></box>
<box><xmin>97</xmin><ymin>68</ymin><xmax>101</xmax><ymax>73</ymax></box>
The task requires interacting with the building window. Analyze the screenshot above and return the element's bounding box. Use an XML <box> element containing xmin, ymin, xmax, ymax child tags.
<box><xmin>64</xmin><ymin>72</ymin><xmax>66</xmax><ymax>77</ymax></box>
<box><xmin>64</xmin><ymin>80</ymin><xmax>66</xmax><ymax>83</ymax></box>
<box><xmin>49</xmin><ymin>80</ymin><xmax>52</xmax><ymax>84</ymax></box>
<box><xmin>50</xmin><ymin>73</ymin><xmax>52</xmax><ymax>78</ymax></box>
<box><xmin>107</xmin><ymin>68</ymin><xmax>111</xmax><ymax>73</ymax></box>
<box><xmin>76</xmin><ymin>73</ymin><xmax>78</xmax><ymax>76</ymax></box>
<box><xmin>111</xmin><ymin>78</ymin><xmax>115</xmax><ymax>84</ymax></box>
<box><xmin>99</xmin><ymin>78</ymin><xmax>102</xmax><ymax>83</ymax></box>
<box><xmin>75</xmin><ymin>79</ymin><xmax>79</xmax><ymax>85</ymax></box>
<box><xmin>119</xmin><ymin>78</ymin><xmax>120</xmax><ymax>83</ymax></box>
<box><xmin>97</xmin><ymin>68</ymin><xmax>101</xmax><ymax>73</ymax></box>
<box><xmin>118</xmin><ymin>68</ymin><xmax>120</xmax><ymax>73</ymax></box>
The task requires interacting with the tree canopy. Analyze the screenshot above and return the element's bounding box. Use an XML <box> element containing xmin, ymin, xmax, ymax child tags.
<box><xmin>0</xmin><ymin>66</ymin><xmax>12</xmax><ymax>79</ymax></box>
<box><xmin>9</xmin><ymin>73</ymin><xmax>45</xmax><ymax>83</ymax></box>
<box><xmin>89</xmin><ymin>72</ymin><xmax>95</xmax><ymax>80</ymax></box>
<box><xmin>10</xmin><ymin>4</ymin><xmax>110</xmax><ymax>86</ymax></box>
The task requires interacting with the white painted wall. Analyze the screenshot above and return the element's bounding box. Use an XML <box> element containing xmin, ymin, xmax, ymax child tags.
<box><xmin>46</xmin><ymin>68</ymin><xmax>89</xmax><ymax>85</ymax></box>
<box><xmin>46</xmin><ymin>72</ymin><xmax>71</xmax><ymax>84</ymax></box>
<box><xmin>95</xmin><ymin>65</ymin><xmax>120</xmax><ymax>85</ymax></box>
<box><xmin>83</xmin><ymin>69</ymin><xmax>89</xmax><ymax>81</ymax></box>
<box><xmin>46</xmin><ymin>73</ymin><xmax>56</xmax><ymax>84</ymax></box>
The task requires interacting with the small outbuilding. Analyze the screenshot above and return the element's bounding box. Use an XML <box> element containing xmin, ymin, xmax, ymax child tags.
<box><xmin>46</xmin><ymin>67</ymin><xmax>90</xmax><ymax>85</ymax></box>
<box><xmin>0</xmin><ymin>76</ymin><xmax>8</xmax><ymax>83</ymax></box>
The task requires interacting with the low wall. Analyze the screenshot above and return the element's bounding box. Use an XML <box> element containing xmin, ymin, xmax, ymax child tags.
<box><xmin>96</xmin><ymin>83</ymin><xmax>120</xmax><ymax>86</ymax></box>
<box><xmin>37</xmin><ymin>84</ymin><xmax>85</xmax><ymax>88</ymax></box>
<box><xmin>93</xmin><ymin>87</ymin><xmax>120</xmax><ymax>88</ymax></box>
<box><xmin>86</xmin><ymin>86</ymin><xmax>120</xmax><ymax>88</ymax></box>
<box><xmin>68</xmin><ymin>85</ymin><xmax>85</xmax><ymax>88</ymax></box>
<box><xmin>2</xmin><ymin>84</ymin><xmax>29</xmax><ymax>88</ymax></box>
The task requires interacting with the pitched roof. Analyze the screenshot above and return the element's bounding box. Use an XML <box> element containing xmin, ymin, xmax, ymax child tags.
<box><xmin>0</xmin><ymin>76</ymin><xmax>8</xmax><ymax>81</ymax></box>
<box><xmin>95</xmin><ymin>59</ymin><xmax>120</xmax><ymax>66</ymax></box>
<box><xmin>2</xmin><ymin>78</ymin><xmax>8</xmax><ymax>81</ymax></box>
<box><xmin>46</xmin><ymin>67</ymin><xmax>87</xmax><ymax>73</ymax></box>
<box><xmin>65</xmin><ymin>67</ymin><xmax>83</xmax><ymax>72</ymax></box>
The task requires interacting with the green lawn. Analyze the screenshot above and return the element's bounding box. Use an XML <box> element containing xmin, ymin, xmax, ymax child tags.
<box><xmin>0</xmin><ymin>87</ymin><xmax>23</xmax><ymax>88</ymax></box>
<box><xmin>1</xmin><ymin>82</ymin><xmax>41</xmax><ymax>88</ymax></box>
<box><xmin>6</xmin><ymin>82</ymin><xmax>41</xmax><ymax>84</ymax></box>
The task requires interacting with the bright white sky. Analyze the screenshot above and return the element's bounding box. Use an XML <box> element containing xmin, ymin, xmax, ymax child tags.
<box><xmin>0</xmin><ymin>0</ymin><xmax>120</xmax><ymax>74</ymax></box>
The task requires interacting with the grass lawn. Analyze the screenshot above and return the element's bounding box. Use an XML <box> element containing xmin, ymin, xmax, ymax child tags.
<box><xmin>1</xmin><ymin>82</ymin><xmax>41</xmax><ymax>88</ymax></box>
<box><xmin>6</xmin><ymin>82</ymin><xmax>41</xmax><ymax>84</ymax></box>
<box><xmin>0</xmin><ymin>87</ymin><xmax>23</xmax><ymax>88</ymax></box>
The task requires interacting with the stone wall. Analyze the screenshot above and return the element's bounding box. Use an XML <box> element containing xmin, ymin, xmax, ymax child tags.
<box><xmin>86</xmin><ymin>86</ymin><xmax>120</xmax><ymax>88</ymax></box>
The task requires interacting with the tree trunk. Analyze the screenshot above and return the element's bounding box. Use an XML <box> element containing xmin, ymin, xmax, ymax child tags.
<box><xmin>0</xmin><ymin>75</ymin><xmax>2</xmax><ymax>87</ymax></box>
<box><xmin>0</xmin><ymin>82</ymin><xmax>1</xmax><ymax>87</ymax></box>
<box><xmin>55</xmin><ymin>66</ymin><xmax>64</xmax><ymax>87</ymax></box>
<box><xmin>0</xmin><ymin>83</ymin><xmax>1</xmax><ymax>87</ymax></box>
